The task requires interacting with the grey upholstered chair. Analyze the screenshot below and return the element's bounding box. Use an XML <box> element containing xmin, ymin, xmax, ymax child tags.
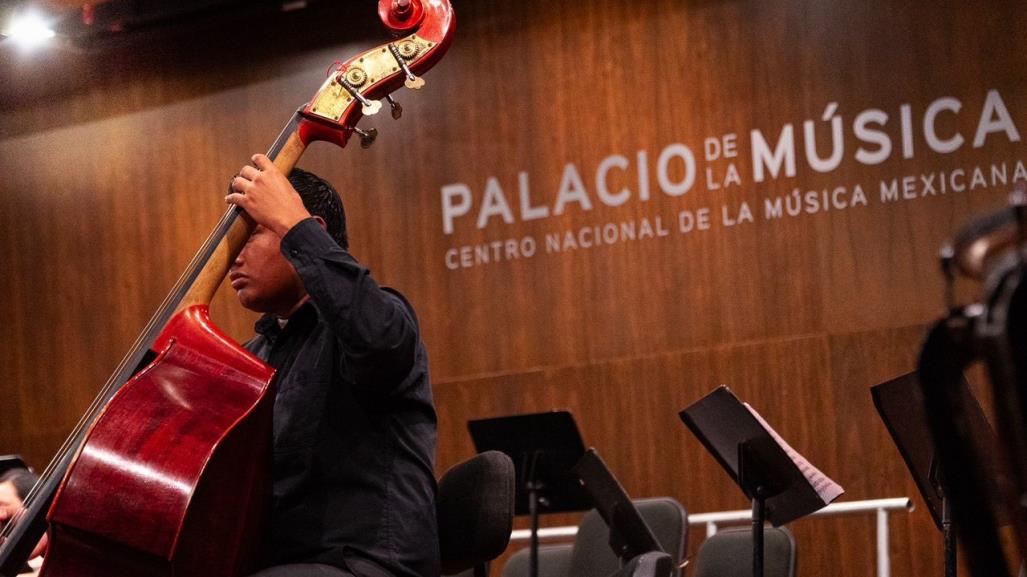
<box><xmin>569</xmin><ymin>497</ymin><xmax>688</xmax><ymax>577</ymax></box>
<box><xmin>437</xmin><ymin>451</ymin><xmax>516</xmax><ymax>577</ymax></box>
<box><xmin>690</xmin><ymin>526</ymin><xmax>796</xmax><ymax>577</ymax></box>
<box><xmin>501</xmin><ymin>497</ymin><xmax>688</xmax><ymax>577</ymax></box>
<box><xmin>500</xmin><ymin>543</ymin><xmax>574</xmax><ymax>577</ymax></box>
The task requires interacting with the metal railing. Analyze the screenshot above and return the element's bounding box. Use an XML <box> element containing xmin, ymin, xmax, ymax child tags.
<box><xmin>509</xmin><ymin>497</ymin><xmax>914</xmax><ymax>577</ymax></box>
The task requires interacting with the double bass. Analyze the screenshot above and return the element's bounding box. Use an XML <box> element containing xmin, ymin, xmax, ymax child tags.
<box><xmin>0</xmin><ymin>1</ymin><xmax>455</xmax><ymax>574</ymax></box>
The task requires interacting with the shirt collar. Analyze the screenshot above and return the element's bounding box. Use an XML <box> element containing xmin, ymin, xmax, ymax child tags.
<box><xmin>254</xmin><ymin>300</ymin><xmax>317</xmax><ymax>338</ymax></box>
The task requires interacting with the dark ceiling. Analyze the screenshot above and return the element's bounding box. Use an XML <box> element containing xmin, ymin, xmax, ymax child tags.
<box><xmin>1</xmin><ymin>0</ymin><xmax>329</xmax><ymax>46</ymax></box>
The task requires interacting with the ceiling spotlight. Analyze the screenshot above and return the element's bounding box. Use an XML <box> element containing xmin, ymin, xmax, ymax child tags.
<box><xmin>2</xmin><ymin>11</ymin><xmax>57</xmax><ymax>50</ymax></box>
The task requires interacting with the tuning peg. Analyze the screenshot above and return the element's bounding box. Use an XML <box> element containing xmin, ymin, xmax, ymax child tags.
<box><xmin>354</xmin><ymin>127</ymin><xmax>378</xmax><ymax>149</ymax></box>
<box><xmin>385</xmin><ymin>95</ymin><xmax>403</xmax><ymax>119</ymax></box>
<box><xmin>388</xmin><ymin>43</ymin><xmax>426</xmax><ymax>91</ymax></box>
<box><xmin>336</xmin><ymin>73</ymin><xmax>383</xmax><ymax>116</ymax></box>
<box><xmin>392</xmin><ymin>0</ymin><xmax>413</xmax><ymax>20</ymax></box>
<box><xmin>362</xmin><ymin>100</ymin><xmax>383</xmax><ymax>116</ymax></box>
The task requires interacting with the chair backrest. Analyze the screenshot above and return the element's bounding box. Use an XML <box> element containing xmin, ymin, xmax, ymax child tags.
<box><xmin>437</xmin><ymin>451</ymin><xmax>516</xmax><ymax>576</ymax></box>
<box><xmin>691</xmin><ymin>526</ymin><xmax>797</xmax><ymax>577</ymax></box>
<box><xmin>500</xmin><ymin>543</ymin><xmax>574</xmax><ymax>577</ymax></box>
<box><xmin>567</xmin><ymin>497</ymin><xmax>689</xmax><ymax>577</ymax></box>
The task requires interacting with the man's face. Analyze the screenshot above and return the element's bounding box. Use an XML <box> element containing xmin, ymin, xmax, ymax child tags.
<box><xmin>229</xmin><ymin>225</ymin><xmax>307</xmax><ymax>316</ymax></box>
<box><xmin>0</xmin><ymin>480</ymin><xmax>21</xmax><ymax>524</ymax></box>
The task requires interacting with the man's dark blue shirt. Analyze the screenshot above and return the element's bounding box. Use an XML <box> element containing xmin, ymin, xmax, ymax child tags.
<box><xmin>245</xmin><ymin>218</ymin><xmax>438</xmax><ymax>577</ymax></box>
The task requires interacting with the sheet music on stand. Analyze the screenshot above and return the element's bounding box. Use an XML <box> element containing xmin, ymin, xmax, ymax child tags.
<box><xmin>680</xmin><ymin>385</ymin><xmax>844</xmax><ymax>526</ymax></box>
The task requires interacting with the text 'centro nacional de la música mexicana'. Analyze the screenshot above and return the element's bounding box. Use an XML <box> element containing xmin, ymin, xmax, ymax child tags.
<box><xmin>440</xmin><ymin>90</ymin><xmax>1026</xmax><ymax>270</ymax></box>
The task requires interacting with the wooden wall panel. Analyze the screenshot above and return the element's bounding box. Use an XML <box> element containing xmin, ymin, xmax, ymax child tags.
<box><xmin>2</xmin><ymin>0</ymin><xmax>1026</xmax><ymax>575</ymax></box>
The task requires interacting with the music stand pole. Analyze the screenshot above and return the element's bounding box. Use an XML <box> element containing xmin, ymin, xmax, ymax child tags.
<box><xmin>525</xmin><ymin>451</ymin><xmax>543</xmax><ymax>577</ymax></box>
<box><xmin>942</xmin><ymin>495</ymin><xmax>956</xmax><ymax>577</ymax></box>
<box><xmin>930</xmin><ymin>459</ymin><xmax>957</xmax><ymax>577</ymax></box>
<box><xmin>752</xmin><ymin>488</ymin><xmax>766</xmax><ymax>577</ymax></box>
<box><xmin>737</xmin><ymin>440</ymin><xmax>772</xmax><ymax>577</ymax></box>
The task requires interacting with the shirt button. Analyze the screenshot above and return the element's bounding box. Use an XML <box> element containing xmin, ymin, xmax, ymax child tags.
<box><xmin>290</xmin><ymin>249</ymin><xmax>299</xmax><ymax>256</ymax></box>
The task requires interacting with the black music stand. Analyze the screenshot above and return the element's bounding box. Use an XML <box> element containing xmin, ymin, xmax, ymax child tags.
<box><xmin>571</xmin><ymin>448</ymin><xmax>672</xmax><ymax>577</ymax></box>
<box><xmin>872</xmin><ymin>372</ymin><xmax>1006</xmax><ymax>577</ymax></box>
<box><xmin>468</xmin><ymin>411</ymin><xmax>591</xmax><ymax>577</ymax></box>
<box><xmin>680</xmin><ymin>386</ymin><xmax>843</xmax><ymax>577</ymax></box>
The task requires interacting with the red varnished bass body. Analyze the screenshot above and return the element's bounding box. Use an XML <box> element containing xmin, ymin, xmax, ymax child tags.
<box><xmin>41</xmin><ymin>306</ymin><xmax>275</xmax><ymax>577</ymax></box>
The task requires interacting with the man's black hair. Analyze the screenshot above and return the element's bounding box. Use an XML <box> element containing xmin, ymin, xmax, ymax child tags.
<box><xmin>0</xmin><ymin>468</ymin><xmax>38</xmax><ymax>500</ymax></box>
<box><xmin>289</xmin><ymin>168</ymin><xmax>348</xmax><ymax>250</ymax></box>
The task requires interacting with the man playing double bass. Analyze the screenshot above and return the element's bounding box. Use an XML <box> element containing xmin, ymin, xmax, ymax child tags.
<box><xmin>225</xmin><ymin>155</ymin><xmax>438</xmax><ymax>577</ymax></box>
